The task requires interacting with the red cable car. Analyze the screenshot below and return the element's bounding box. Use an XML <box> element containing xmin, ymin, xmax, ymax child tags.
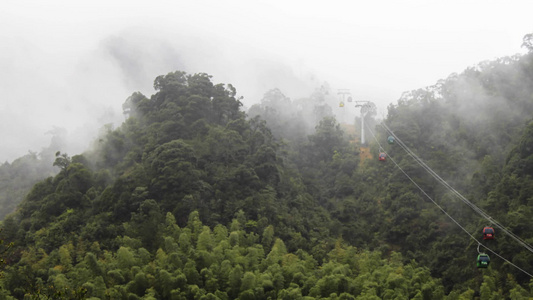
<box><xmin>378</xmin><ymin>152</ymin><xmax>386</xmax><ymax>161</ymax></box>
<box><xmin>483</xmin><ymin>227</ymin><xmax>495</xmax><ymax>240</ymax></box>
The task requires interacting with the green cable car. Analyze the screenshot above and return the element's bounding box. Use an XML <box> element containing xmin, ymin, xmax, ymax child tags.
<box><xmin>387</xmin><ymin>136</ymin><xmax>395</xmax><ymax>144</ymax></box>
<box><xmin>477</xmin><ymin>253</ymin><xmax>490</xmax><ymax>268</ymax></box>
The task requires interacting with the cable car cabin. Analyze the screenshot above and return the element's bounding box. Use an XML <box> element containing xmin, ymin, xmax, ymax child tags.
<box><xmin>477</xmin><ymin>253</ymin><xmax>490</xmax><ymax>268</ymax></box>
<box><xmin>387</xmin><ymin>136</ymin><xmax>395</xmax><ymax>144</ymax></box>
<box><xmin>339</xmin><ymin>101</ymin><xmax>345</xmax><ymax>107</ymax></box>
<box><xmin>347</xmin><ymin>96</ymin><xmax>353</xmax><ymax>102</ymax></box>
<box><xmin>483</xmin><ymin>227</ymin><xmax>495</xmax><ymax>240</ymax></box>
<box><xmin>378</xmin><ymin>152</ymin><xmax>386</xmax><ymax>161</ymax></box>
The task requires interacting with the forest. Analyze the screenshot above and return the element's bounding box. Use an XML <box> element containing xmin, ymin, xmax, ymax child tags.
<box><xmin>1</xmin><ymin>36</ymin><xmax>533</xmax><ymax>299</ymax></box>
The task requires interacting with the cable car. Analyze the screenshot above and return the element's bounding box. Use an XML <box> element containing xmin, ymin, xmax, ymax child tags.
<box><xmin>378</xmin><ymin>152</ymin><xmax>386</xmax><ymax>161</ymax></box>
<box><xmin>477</xmin><ymin>253</ymin><xmax>490</xmax><ymax>268</ymax></box>
<box><xmin>347</xmin><ymin>96</ymin><xmax>353</xmax><ymax>102</ymax></box>
<box><xmin>483</xmin><ymin>227</ymin><xmax>495</xmax><ymax>240</ymax></box>
<box><xmin>387</xmin><ymin>136</ymin><xmax>395</xmax><ymax>144</ymax></box>
<box><xmin>339</xmin><ymin>101</ymin><xmax>344</xmax><ymax>107</ymax></box>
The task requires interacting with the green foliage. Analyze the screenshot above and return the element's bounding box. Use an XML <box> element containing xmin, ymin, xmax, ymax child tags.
<box><xmin>0</xmin><ymin>150</ymin><xmax>57</xmax><ymax>220</ymax></box>
<box><xmin>0</xmin><ymin>210</ymin><xmax>448</xmax><ymax>299</ymax></box>
<box><xmin>0</xmin><ymin>229</ymin><xmax>13</xmax><ymax>282</ymax></box>
<box><xmin>3</xmin><ymin>53</ymin><xmax>533</xmax><ymax>298</ymax></box>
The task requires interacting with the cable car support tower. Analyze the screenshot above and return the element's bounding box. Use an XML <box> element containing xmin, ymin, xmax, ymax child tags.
<box><xmin>354</xmin><ymin>101</ymin><xmax>376</xmax><ymax>146</ymax></box>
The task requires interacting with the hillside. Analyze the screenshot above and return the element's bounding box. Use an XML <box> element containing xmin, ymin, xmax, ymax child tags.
<box><xmin>1</xmin><ymin>46</ymin><xmax>533</xmax><ymax>298</ymax></box>
<box><xmin>0</xmin><ymin>144</ymin><xmax>59</xmax><ymax>220</ymax></box>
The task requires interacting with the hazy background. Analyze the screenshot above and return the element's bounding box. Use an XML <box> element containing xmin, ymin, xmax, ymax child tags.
<box><xmin>1</xmin><ymin>0</ymin><xmax>531</xmax><ymax>163</ymax></box>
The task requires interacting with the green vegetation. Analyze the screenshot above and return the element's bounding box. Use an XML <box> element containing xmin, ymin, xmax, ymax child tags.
<box><xmin>0</xmin><ymin>151</ymin><xmax>57</xmax><ymax>220</ymax></box>
<box><xmin>1</xmin><ymin>212</ymin><xmax>446</xmax><ymax>299</ymax></box>
<box><xmin>2</xmin><ymin>36</ymin><xmax>533</xmax><ymax>298</ymax></box>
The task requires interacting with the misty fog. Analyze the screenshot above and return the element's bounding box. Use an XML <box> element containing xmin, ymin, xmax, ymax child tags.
<box><xmin>1</xmin><ymin>0</ymin><xmax>531</xmax><ymax>163</ymax></box>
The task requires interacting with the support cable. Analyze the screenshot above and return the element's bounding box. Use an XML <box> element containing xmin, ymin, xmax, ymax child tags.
<box><xmin>380</xmin><ymin>122</ymin><xmax>533</xmax><ymax>254</ymax></box>
<box><xmin>365</xmin><ymin>122</ymin><xmax>533</xmax><ymax>278</ymax></box>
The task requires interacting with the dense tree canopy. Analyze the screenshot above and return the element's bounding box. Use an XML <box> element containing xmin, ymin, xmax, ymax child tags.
<box><xmin>3</xmin><ymin>34</ymin><xmax>533</xmax><ymax>298</ymax></box>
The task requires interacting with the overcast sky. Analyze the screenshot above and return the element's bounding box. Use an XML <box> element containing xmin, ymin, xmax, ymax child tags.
<box><xmin>1</xmin><ymin>0</ymin><xmax>531</xmax><ymax>163</ymax></box>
